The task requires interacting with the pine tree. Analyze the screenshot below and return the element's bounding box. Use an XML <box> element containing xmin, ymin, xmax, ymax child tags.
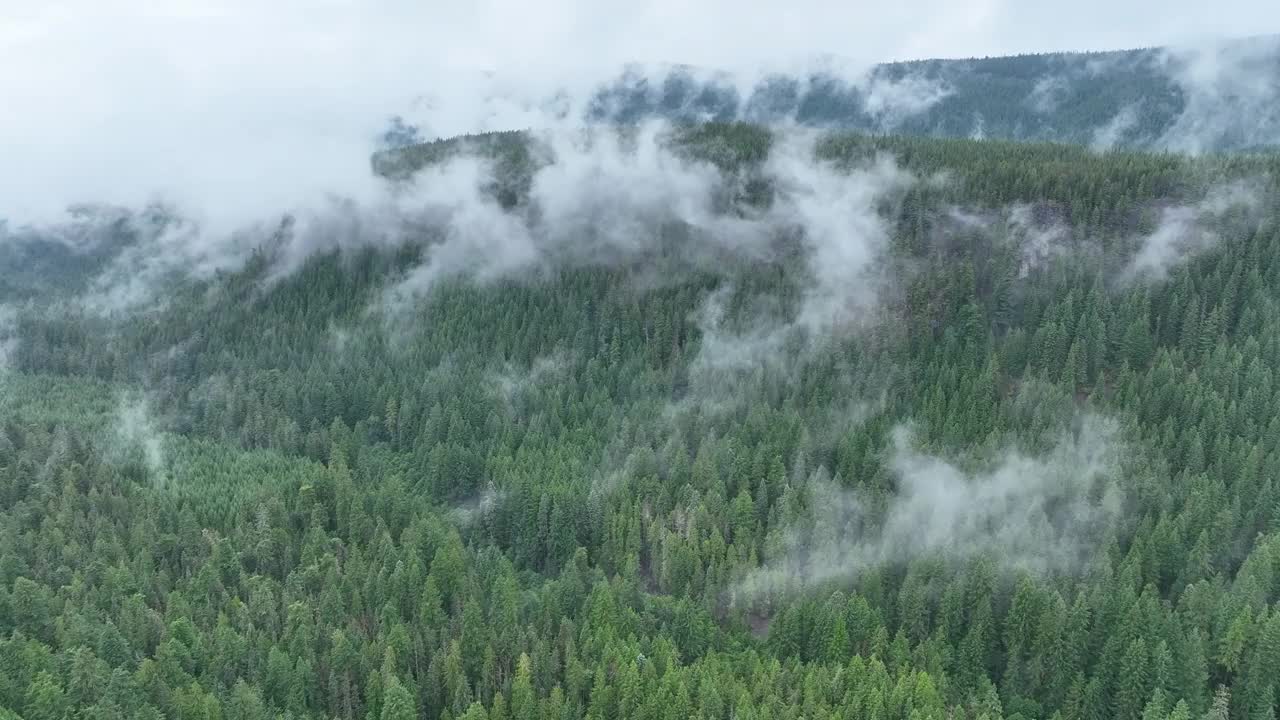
<box><xmin>381</xmin><ymin>675</ymin><xmax>417</xmax><ymax>720</ymax></box>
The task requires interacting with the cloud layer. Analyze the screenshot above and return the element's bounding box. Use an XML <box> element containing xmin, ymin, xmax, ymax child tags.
<box><xmin>4</xmin><ymin>1</ymin><xmax>1277</xmax><ymax>229</ymax></box>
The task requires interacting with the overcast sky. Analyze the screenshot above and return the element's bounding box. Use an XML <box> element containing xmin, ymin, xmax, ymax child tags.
<box><xmin>1</xmin><ymin>0</ymin><xmax>1277</xmax><ymax>227</ymax></box>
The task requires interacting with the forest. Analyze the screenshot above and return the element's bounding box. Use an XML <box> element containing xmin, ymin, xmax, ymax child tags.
<box><xmin>552</xmin><ymin>35</ymin><xmax>1280</xmax><ymax>154</ymax></box>
<box><xmin>2</xmin><ymin>120</ymin><xmax>1280</xmax><ymax>720</ymax></box>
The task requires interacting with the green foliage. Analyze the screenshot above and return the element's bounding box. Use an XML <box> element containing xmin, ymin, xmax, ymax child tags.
<box><xmin>4</xmin><ymin>123</ymin><xmax>1280</xmax><ymax>720</ymax></box>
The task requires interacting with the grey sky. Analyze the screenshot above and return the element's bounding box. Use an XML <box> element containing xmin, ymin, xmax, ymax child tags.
<box><xmin>1</xmin><ymin>0</ymin><xmax>1276</xmax><ymax>226</ymax></box>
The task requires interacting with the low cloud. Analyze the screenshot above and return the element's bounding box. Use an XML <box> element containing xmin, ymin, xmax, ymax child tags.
<box><xmin>1090</xmin><ymin>104</ymin><xmax>1141</xmax><ymax>152</ymax></box>
<box><xmin>681</xmin><ymin>137</ymin><xmax>913</xmax><ymax>394</ymax></box>
<box><xmin>734</xmin><ymin>414</ymin><xmax>1124</xmax><ymax>605</ymax></box>
<box><xmin>490</xmin><ymin>352</ymin><xmax>572</xmax><ymax>411</ymax></box>
<box><xmin>768</xmin><ymin>138</ymin><xmax>913</xmax><ymax>335</ymax></box>
<box><xmin>1028</xmin><ymin>75</ymin><xmax>1068</xmax><ymax>114</ymax></box>
<box><xmin>0</xmin><ymin>305</ymin><xmax>16</xmax><ymax>371</ymax></box>
<box><xmin>863</xmin><ymin>70</ymin><xmax>953</xmax><ymax>127</ymax></box>
<box><xmin>376</xmin><ymin>123</ymin><xmax>767</xmax><ymax>322</ymax></box>
<box><xmin>1123</xmin><ymin>178</ymin><xmax>1265</xmax><ymax>281</ymax></box>
<box><xmin>114</xmin><ymin>393</ymin><xmax>167</xmax><ymax>482</ymax></box>
<box><xmin>1007</xmin><ymin>204</ymin><xmax>1074</xmax><ymax>277</ymax></box>
<box><xmin>379</xmin><ymin>126</ymin><xmax>913</xmax><ymax>356</ymax></box>
<box><xmin>1155</xmin><ymin>36</ymin><xmax>1280</xmax><ymax>154</ymax></box>
<box><xmin>449</xmin><ymin>481</ymin><xmax>507</xmax><ymax>528</ymax></box>
<box><xmin>378</xmin><ymin>155</ymin><xmax>540</xmax><ymax>319</ymax></box>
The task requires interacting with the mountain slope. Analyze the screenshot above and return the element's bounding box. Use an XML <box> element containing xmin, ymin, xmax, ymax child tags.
<box><xmin>576</xmin><ymin>36</ymin><xmax>1280</xmax><ymax>153</ymax></box>
<box><xmin>4</xmin><ymin>125</ymin><xmax>1280</xmax><ymax>719</ymax></box>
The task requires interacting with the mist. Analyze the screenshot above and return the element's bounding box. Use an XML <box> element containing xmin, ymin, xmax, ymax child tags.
<box><xmin>1006</xmin><ymin>204</ymin><xmax>1075</xmax><ymax>278</ymax></box>
<box><xmin>113</xmin><ymin>393</ymin><xmax>167</xmax><ymax>481</ymax></box>
<box><xmin>1090</xmin><ymin>105</ymin><xmax>1141</xmax><ymax>152</ymax></box>
<box><xmin>1123</xmin><ymin>178</ymin><xmax>1266</xmax><ymax>281</ymax></box>
<box><xmin>1155</xmin><ymin>35</ymin><xmax>1280</xmax><ymax>154</ymax></box>
<box><xmin>490</xmin><ymin>352</ymin><xmax>572</xmax><ymax>412</ymax></box>
<box><xmin>449</xmin><ymin>481</ymin><xmax>507</xmax><ymax>528</ymax></box>
<box><xmin>0</xmin><ymin>305</ymin><xmax>16</xmax><ymax>372</ymax></box>
<box><xmin>733</xmin><ymin>414</ymin><xmax>1124</xmax><ymax>605</ymax></box>
<box><xmin>0</xmin><ymin>2</ymin><xmax>968</xmax><ymax>238</ymax></box>
<box><xmin>5</xmin><ymin>2</ymin><xmax>1273</xmax><ymax>241</ymax></box>
<box><xmin>379</xmin><ymin>126</ymin><xmax>912</xmax><ymax>339</ymax></box>
<box><xmin>1</xmin><ymin>3</ymin><xmax>1274</xmax><ymax>327</ymax></box>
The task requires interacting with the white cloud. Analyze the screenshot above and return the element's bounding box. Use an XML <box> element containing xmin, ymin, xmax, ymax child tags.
<box><xmin>1155</xmin><ymin>35</ymin><xmax>1280</xmax><ymax>153</ymax></box>
<box><xmin>734</xmin><ymin>414</ymin><xmax>1124</xmax><ymax>603</ymax></box>
<box><xmin>115</xmin><ymin>392</ymin><xmax>167</xmax><ymax>481</ymax></box>
<box><xmin>1090</xmin><ymin>105</ymin><xmax>1141</xmax><ymax>152</ymax></box>
<box><xmin>1123</xmin><ymin>179</ymin><xmax>1265</xmax><ymax>281</ymax></box>
<box><xmin>4</xmin><ymin>0</ymin><xmax>1277</xmax><ymax>227</ymax></box>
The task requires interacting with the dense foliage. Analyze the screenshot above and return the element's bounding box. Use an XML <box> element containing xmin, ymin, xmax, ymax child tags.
<box><xmin>3</xmin><ymin>125</ymin><xmax>1280</xmax><ymax>720</ymax></box>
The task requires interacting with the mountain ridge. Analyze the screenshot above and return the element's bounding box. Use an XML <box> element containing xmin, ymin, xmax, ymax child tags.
<box><xmin>379</xmin><ymin>35</ymin><xmax>1280</xmax><ymax>155</ymax></box>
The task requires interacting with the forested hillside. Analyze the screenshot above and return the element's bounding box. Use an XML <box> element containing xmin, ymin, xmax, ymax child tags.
<box><xmin>558</xmin><ymin>36</ymin><xmax>1280</xmax><ymax>153</ymax></box>
<box><xmin>3</xmin><ymin>124</ymin><xmax>1280</xmax><ymax>720</ymax></box>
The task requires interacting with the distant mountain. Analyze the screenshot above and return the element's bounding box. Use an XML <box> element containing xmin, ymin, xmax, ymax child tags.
<box><xmin>0</xmin><ymin>205</ymin><xmax>139</xmax><ymax>301</ymax></box>
<box><xmin>578</xmin><ymin>36</ymin><xmax>1280</xmax><ymax>154</ymax></box>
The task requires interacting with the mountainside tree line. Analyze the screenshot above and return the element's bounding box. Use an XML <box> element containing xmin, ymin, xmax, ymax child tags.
<box><xmin>3</xmin><ymin>124</ymin><xmax>1280</xmax><ymax>719</ymax></box>
<box><xmin>578</xmin><ymin>37</ymin><xmax>1280</xmax><ymax>153</ymax></box>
